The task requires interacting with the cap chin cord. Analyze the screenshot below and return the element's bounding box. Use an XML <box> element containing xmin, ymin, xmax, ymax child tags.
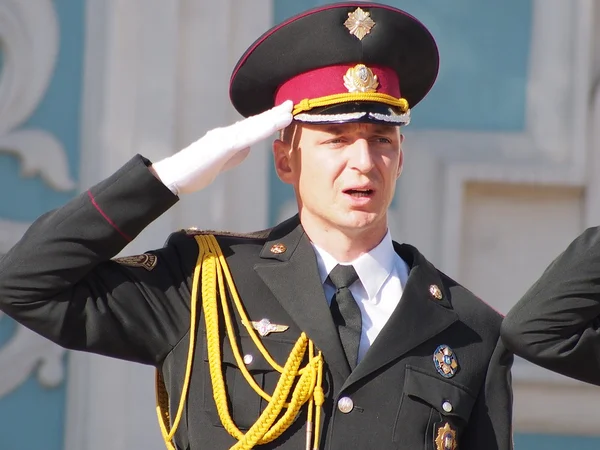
<box><xmin>156</xmin><ymin>234</ymin><xmax>325</xmax><ymax>450</ymax></box>
<box><xmin>293</xmin><ymin>92</ymin><xmax>409</xmax><ymax>115</ymax></box>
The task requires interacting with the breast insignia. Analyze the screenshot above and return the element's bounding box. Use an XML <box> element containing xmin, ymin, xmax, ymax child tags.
<box><xmin>433</xmin><ymin>345</ymin><xmax>459</xmax><ymax>378</ymax></box>
<box><xmin>435</xmin><ymin>423</ymin><xmax>457</xmax><ymax>450</ymax></box>
<box><xmin>248</xmin><ymin>318</ymin><xmax>289</xmax><ymax>337</ymax></box>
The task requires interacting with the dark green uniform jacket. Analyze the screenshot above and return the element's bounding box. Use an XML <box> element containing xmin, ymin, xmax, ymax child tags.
<box><xmin>0</xmin><ymin>156</ymin><xmax>513</xmax><ymax>449</ymax></box>
<box><xmin>502</xmin><ymin>226</ymin><xmax>600</xmax><ymax>386</ymax></box>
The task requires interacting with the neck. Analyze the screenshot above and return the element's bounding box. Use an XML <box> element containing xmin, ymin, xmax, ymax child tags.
<box><xmin>300</xmin><ymin>215</ymin><xmax>388</xmax><ymax>263</ymax></box>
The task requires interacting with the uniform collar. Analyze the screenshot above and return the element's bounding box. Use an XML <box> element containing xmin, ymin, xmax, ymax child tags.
<box><xmin>312</xmin><ymin>230</ymin><xmax>396</xmax><ymax>301</ymax></box>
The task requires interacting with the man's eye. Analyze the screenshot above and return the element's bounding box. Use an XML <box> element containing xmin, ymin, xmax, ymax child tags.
<box><xmin>373</xmin><ymin>137</ymin><xmax>392</xmax><ymax>144</ymax></box>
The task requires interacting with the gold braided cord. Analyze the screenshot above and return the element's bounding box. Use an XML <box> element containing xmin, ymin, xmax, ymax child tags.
<box><xmin>293</xmin><ymin>92</ymin><xmax>409</xmax><ymax>115</ymax></box>
<box><xmin>155</xmin><ymin>372</ymin><xmax>174</xmax><ymax>450</ymax></box>
<box><xmin>196</xmin><ymin>234</ymin><xmax>325</xmax><ymax>450</ymax></box>
<box><xmin>205</xmin><ymin>236</ymin><xmax>288</xmax><ymax>406</ymax></box>
<box><xmin>208</xmin><ymin>234</ymin><xmax>308</xmax><ymax>377</ymax></box>
<box><xmin>156</xmin><ymin>237</ymin><xmax>205</xmax><ymax>450</ymax></box>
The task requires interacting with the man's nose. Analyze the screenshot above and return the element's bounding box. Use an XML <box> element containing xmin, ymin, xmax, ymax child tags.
<box><xmin>348</xmin><ymin>138</ymin><xmax>375</xmax><ymax>173</ymax></box>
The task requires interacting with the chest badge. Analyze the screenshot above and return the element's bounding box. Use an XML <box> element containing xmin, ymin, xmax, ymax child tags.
<box><xmin>433</xmin><ymin>345</ymin><xmax>459</xmax><ymax>378</ymax></box>
<box><xmin>249</xmin><ymin>318</ymin><xmax>289</xmax><ymax>337</ymax></box>
<box><xmin>435</xmin><ymin>423</ymin><xmax>457</xmax><ymax>450</ymax></box>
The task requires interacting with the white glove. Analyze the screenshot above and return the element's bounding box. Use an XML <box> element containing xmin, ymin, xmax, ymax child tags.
<box><xmin>152</xmin><ymin>100</ymin><xmax>293</xmax><ymax>195</ymax></box>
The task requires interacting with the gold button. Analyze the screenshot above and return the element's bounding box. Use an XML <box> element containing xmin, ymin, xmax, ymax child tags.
<box><xmin>337</xmin><ymin>396</ymin><xmax>354</xmax><ymax>413</ymax></box>
<box><xmin>270</xmin><ymin>243</ymin><xmax>287</xmax><ymax>254</ymax></box>
<box><xmin>429</xmin><ymin>284</ymin><xmax>443</xmax><ymax>300</ymax></box>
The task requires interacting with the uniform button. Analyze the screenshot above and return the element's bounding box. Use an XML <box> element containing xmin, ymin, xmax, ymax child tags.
<box><xmin>442</xmin><ymin>401</ymin><xmax>453</xmax><ymax>413</ymax></box>
<box><xmin>337</xmin><ymin>396</ymin><xmax>354</xmax><ymax>413</ymax></box>
<box><xmin>243</xmin><ymin>354</ymin><xmax>254</xmax><ymax>365</ymax></box>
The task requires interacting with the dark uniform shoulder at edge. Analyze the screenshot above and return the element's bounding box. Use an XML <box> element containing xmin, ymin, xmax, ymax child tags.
<box><xmin>438</xmin><ymin>269</ymin><xmax>504</xmax><ymax>330</ymax></box>
<box><xmin>397</xmin><ymin>241</ymin><xmax>503</xmax><ymax>329</ymax></box>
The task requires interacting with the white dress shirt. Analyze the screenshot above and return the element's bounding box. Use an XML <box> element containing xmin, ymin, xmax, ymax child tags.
<box><xmin>311</xmin><ymin>230</ymin><xmax>410</xmax><ymax>363</ymax></box>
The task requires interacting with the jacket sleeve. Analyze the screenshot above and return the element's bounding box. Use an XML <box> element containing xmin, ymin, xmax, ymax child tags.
<box><xmin>461</xmin><ymin>337</ymin><xmax>514</xmax><ymax>450</ymax></box>
<box><xmin>0</xmin><ymin>155</ymin><xmax>191</xmax><ymax>366</ymax></box>
<box><xmin>501</xmin><ymin>226</ymin><xmax>600</xmax><ymax>386</ymax></box>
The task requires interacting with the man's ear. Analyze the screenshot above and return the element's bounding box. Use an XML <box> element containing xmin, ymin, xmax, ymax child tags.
<box><xmin>273</xmin><ymin>139</ymin><xmax>294</xmax><ymax>184</ymax></box>
<box><xmin>397</xmin><ymin>133</ymin><xmax>405</xmax><ymax>179</ymax></box>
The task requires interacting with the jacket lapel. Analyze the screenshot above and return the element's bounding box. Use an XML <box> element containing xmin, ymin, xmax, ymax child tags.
<box><xmin>254</xmin><ymin>216</ymin><xmax>351</xmax><ymax>382</ymax></box>
<box><xmin>341</xmin><ymin>243</ymin><xmax>459</xmax><ymax>391</ymax></box>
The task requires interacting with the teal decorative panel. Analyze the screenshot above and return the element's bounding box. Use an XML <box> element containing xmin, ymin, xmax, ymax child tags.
<box><xmin>0</xmin><ymin>1</ymin><xmax>85</xmax><ymax>450</ymax></box>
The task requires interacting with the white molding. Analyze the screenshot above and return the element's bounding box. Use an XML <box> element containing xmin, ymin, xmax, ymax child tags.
<box><xmin>0</xmin><ymin>0</ymin><xmax>75</xmax><ymax>191</ymax></box>
<box><xmin>0</xmin><ymin>129</ymin><xmax>77</xmax><ymax>190</ymax></box>
<box><xmin>0</xmin><ymin>314</ymin><xmax>66</xmax><ymax>398</ymax></box>
<box><xmin>0</xmin><ymin>0</ymin><xmax>58</xmax><ymax>131</ymax></box>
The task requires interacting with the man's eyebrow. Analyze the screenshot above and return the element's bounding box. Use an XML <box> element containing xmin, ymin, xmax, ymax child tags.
<box><xmin>319</xmin><ymin>125</ymin><xmax>345</xmax><ymax>134</ymax></box>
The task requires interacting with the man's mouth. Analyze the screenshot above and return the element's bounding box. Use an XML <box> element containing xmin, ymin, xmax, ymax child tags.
<box><xmin>344</xmin><ymin>188</ymin><xmax>375</xmax><ymax>197</ymax></box>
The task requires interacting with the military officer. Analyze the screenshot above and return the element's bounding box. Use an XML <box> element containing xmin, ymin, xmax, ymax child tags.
<box><xmin>0</xmin><ymin>3</ymin><xmax>513</xmax><ymax>449</ymax></box>
<box><xmin>501</xmin><ymin>226</ymin><xmax>600</xmax><ymax>386</ymax></box>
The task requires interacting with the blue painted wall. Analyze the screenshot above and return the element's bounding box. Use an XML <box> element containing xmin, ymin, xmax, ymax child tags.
<box><xmin>269</xmin><ymin>0</ymin><xmax>532</xmax><ymax>225</ymax></box>
<box><xmin>515</xmin><ymin>433</ymin><xmax>600</xmax><ymax>449</ymax></box>
<box><xmin>0</xmin><ymin>1</ymin><xmax>85</xmax><ymax>449</ymax></box>
<box><xmin>0</xmin><ymin>1</ymin><xmax>83</xmax><ymax>221</ymax></box>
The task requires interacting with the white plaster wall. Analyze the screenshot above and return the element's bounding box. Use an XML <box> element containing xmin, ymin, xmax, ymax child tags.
<box><xmin>460</xmin><ymin>183</ymin><xmax>583</xmax><ymax>316</ymax></box>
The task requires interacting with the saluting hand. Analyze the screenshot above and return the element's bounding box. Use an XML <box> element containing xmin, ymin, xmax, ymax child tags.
<box><xmin>151</xmin><ymin>100</ymin><xmax>293</xmax><ymax>195</ymax></box>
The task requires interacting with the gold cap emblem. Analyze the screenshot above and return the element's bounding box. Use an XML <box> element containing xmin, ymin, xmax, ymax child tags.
<box><xmin>344</xmin><ymin>7</ymin><xmax>375</xmax><ymax>40</ymax></box>
<box><xmin>343</xmin><ymin>64</ymin><xmax>379</xmax><ymax>93</ymax></box>
<box><xmin>429</xmin><ymin>284</ymin><xmax>443</xmax><ymax>300</ymax></box>
<box><xmin>270</xmin><ymin>243</ymin><xmax>287</xmax><ymax>254</ymax></box>
<box><xmin>435</xmin><ymin>422</ymin><xmax>457</xmax><ymax>450</ymax></box>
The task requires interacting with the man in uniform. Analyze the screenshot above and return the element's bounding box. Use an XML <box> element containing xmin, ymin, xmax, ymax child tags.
<box><xmin>0</xmin><ymin>3</ymin><xmax>513</xmax><ymax>449</ymax></box>
<box><xmin>501</xmin><ymin>227</ymin><xmax>600</xmax><ymax>387</ymax></box>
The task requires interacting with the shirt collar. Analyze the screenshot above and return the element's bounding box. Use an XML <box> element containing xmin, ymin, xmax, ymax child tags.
<box><xmin>311</xmin><ymin>230</ymin><xmax>397</xmax><ymax>301</ymax></box>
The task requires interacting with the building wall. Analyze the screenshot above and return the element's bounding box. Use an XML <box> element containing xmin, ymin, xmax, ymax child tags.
<box><xmin>1</xmin><ymin>0</ymin><xmax>600</xmax><ymax>449</ymax></box>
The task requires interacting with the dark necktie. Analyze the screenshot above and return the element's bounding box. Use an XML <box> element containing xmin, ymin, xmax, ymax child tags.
<box><xmin>328</xmin><ymin>264</ymin><xmax>362</xmax><ymax>370</ymax></box>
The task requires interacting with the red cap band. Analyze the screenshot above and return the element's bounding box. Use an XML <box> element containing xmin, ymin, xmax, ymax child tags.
<box><xmin>274</xmin><ymin>64</ymin><xmax>400</xmax><ymax>106</ymax></box>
